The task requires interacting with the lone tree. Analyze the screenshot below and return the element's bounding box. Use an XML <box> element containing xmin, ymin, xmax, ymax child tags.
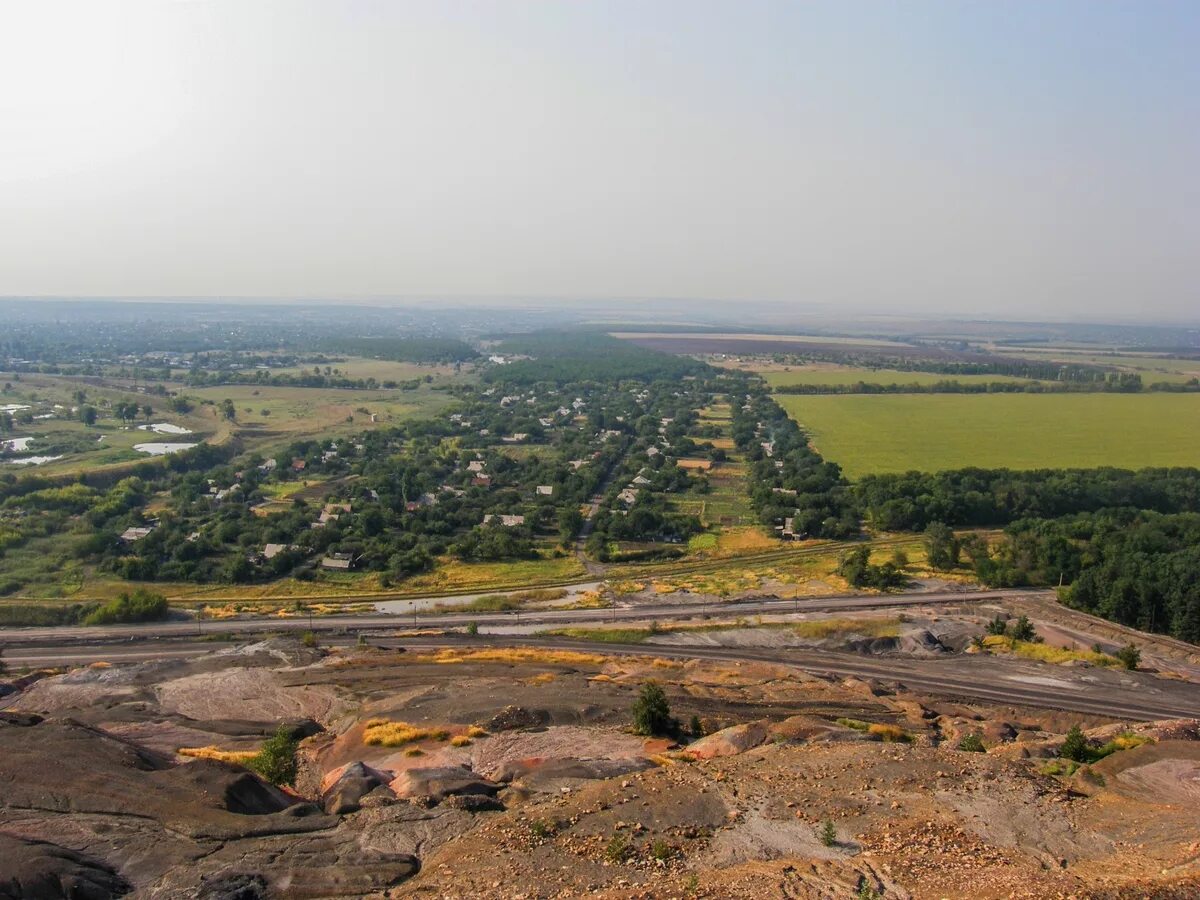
<box><xmin>1059</xmin><ymin>724</ymin><xmax>1090</xmax><ymax>763</ymax></box>
<box><xmin>631</xmin><ymin>681</ymin><xmax>673</xmax><ymax>736</ymax></box>
<box><xmin>817</xmin><ymin>818</ymin><xmax>838</xmax><ymax>847</ymax></box>
<box><xmin>1115</xmin><ymin>643</ymin><xmax>1141</xmax><ymax>671</ymax></box>
<box><xmin>248</xmin><ymin>725</ymin><xmax>299</xmax><ymax>786</ymax></box>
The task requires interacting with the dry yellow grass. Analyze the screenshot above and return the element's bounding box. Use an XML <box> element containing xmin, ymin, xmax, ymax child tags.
<box><xmin>677</xmin><ymin>458</ymin><xmax>714</xmax><ymax>470</ymax></box>
<box><xmin>466</xmin><ymin>725</ymin><xmax>489</xmax><ymax>738</ymax></box>
<box><xmin>450</xmin><ymin>735</ymin><xmax>472</xmax><ymax>747</ymax></box>
<box><xmin>178</xmin><ymin>746</ymin><xmax>259</xmax><ymax>764</ymax></box>
<box><xmin>524</xmin><ymin>672</ymin><xmax>558</xmax><ymax>685</ymax></box>
<box><xmin>792</xmin><ymin>617</ymin><xmax>902</xmax><ymax>640</ymax></box>
<box><xmin>362</xmin><ymin>719</ymin><xmax>450</xmax><ymax>747</ymax></box>
<box><xmin>413</xmin><ymin>647</ymin><xmax>607</xmax><ymax>667</ymax></box>
<box><xmin>867</xmin><ymin>723</ymin><xmax>910</xmax><ymax>743</ymax></box>
<box><xmin>404</xmin><ymin>747</ymin><xmax>424</xmax><ymax>757</ymax></box>
<box><xmin>982</xmin><ymin>635</ymin><xmax>1118</xmax><ymax>667</ymax></box>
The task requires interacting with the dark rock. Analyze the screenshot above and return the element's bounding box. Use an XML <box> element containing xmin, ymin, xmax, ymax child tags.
<box><xmin>443</xmin><ymin>793</ymin><xmax>506</xmax><ymax>812</ymax></box>
<box><xmin>322</xmin><ymin>761</ymin><xmax>390</xmax><ymax>815</ymax></box>
<box><xmin>197</xmin><ymin>873</ymin><xmax>268</xmax><ymax>900</ymax></box>
<box><xmin>390</xmin><ymin>766</ymin><xmax>501</xmax><ymax>802</ymax></box>
<box><xmin>0</xmin><ymin>711</ymin><xmax>43</xmax><ymax>727</ymax></box>
<box><xmin>493</xmin><ymin>756</ymin><xmax>653</xmax><ymax>787</ymax></box>
<box><xmin>278</xmin><ymin>717</ymin><xmax>323</xmax><ymax>741</ymax></box>
<box><xmin>486</xmin><ymin>705</ymin><xmax>549</xmax><ymax>731</ymax></box>
<box><xmin>0</xmin><ymin>834</ymin><xmax>129</xmax><ymax>900</ymax></box>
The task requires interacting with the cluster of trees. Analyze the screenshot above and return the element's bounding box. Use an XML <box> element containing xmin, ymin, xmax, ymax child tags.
<box><xmin>774</xmin><ymin>373</ymin><xmax>1152</xmax><ymax>395</ymax></box>
<box><xmin>857</xmin><ymin>467</ymin><xmax>1200</xmax><ymax>532</ymax></box>
<box><xmin>486</xmin><ymin>333</ymin><xmax>709</xmax><ymax>385</ymax></box>
<box><xmin>732</xmin><ymin>390</ymin><xmax>858</xmax><ymax>539</ymax></box>
<box><xmin>320</xmin><ymin>336</ymin><xmax>478</xmax><ymax>364</ymax></box>
<box><xmin>837</xmin><ymin>545</ymin><xmax>907</xmax><ymax>590</ymax></box>
<box><xmin>923</xmin><ymin>510</ymin><xmax>1200</xmax><ymax>642</ymax></box>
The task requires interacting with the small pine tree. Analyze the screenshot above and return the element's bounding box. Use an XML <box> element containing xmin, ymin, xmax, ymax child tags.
<box><xmin>689</xmin><ymin>714</ymin><xmax>703</xmax><ymax>737</ymax></box>
<box><xmin>1059</xmin><ymin>724</ymin><xmax>1089</xmax><ymax>763</ymax></box>
<box><xmin>817</xmin><ymin>818</ymin><xmax>837</xmax><ymax>847</ymax></box>
<box><xmin>1008</xmin><ymin>614</ymin><xmax>1038</xmax><ymax>643</ymax></box>
<box><xmin>465</xmin><ymin>621</ymin><xmax>479</xmax><ymax>636</ymax></box>
<box><xmin>985</xmin><ymin>615</ymin><xmax>1008</xmax><ymax>636</ymax></box>
<box><xmin>631</xmin><ymin>682</ymin><xmax>673</xmax><ymax>736</ymax></box>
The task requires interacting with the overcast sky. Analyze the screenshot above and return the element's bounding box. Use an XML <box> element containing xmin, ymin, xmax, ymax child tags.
<box><xmin>1</xmin><ymin>1</ymin><xmax>1196</xmax><ymax>320</ymax></box>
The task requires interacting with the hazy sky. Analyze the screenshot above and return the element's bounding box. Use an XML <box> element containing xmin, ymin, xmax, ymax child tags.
<box><xmin>1</xmin><ymin>1</ymin><xmax>1197</xmax><ymax>320</ymax></box>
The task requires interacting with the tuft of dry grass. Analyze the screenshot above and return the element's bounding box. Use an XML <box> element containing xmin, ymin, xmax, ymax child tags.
<box><xmin>466</xmin><ymin>725</ymin><xmax>489</xmax><ymax>738</ymax></box>
<box><xmin>412</xmin><ymin>647</ymin><xmax>607</xmax><ymax>667</ymax></box>
<box><xmin>982</xmin><ymin>635</ymin><xmax>1118</xmax><ymax>667</ymax></box>
<box><xmin>867</xmin><ymin>723</ymin><xmax>911</xmax><ymax>743</ymax></box>
<box><xmin>178</xmin><ymin>746</ymin><xmax>259</xmax><ymax>764</ymax></box>
<box><xmin>363</xmin><ymin>720</ymin><xmax>450</xmax><ymax>747</ymax></box>
<box><xmin>450</xmin><ymin>735</ymin><xmax>472</xmax><ymax>747</ymax></box>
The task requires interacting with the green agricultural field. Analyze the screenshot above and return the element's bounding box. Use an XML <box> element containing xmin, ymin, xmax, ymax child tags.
<box><xmin>778</xmin><ymin>393</ymin><xmax>1200</xmax><ymax>477</ymax></box>
<box><xmin>762</xmin><ymin>365</ymin><xmax>1029</xmax><ymax>388</ymax></box>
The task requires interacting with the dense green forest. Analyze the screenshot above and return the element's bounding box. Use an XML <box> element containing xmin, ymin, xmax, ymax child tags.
<box><xmin>856</xmin><ymin>467</ymin><xmax>1200</xmax><ymax>532</ymax></box>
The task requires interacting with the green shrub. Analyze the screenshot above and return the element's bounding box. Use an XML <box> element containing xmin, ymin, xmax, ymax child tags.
<box><xmin>956</xmin><ymin>733</ymin><xmax>986</xmax><ymax>753</ymax></box>
<box><xmin>247</xmin><ymin>725</ymin><xmax>299</xmax><ymax>786</ymax></box>
<box><xmin>631</xmin><ymin>682</ymin><xmax>673</xmax><ymax>736</ymax></box>
<box><xmin>606</xmin><ymin>833</ymin><xmax>632</xmax><ymax>863</ymax></box>
<box><xmin>82</xmin><ymin>589</ymin><xmax>168</xmax><ymax>626</ymax></box>
<box><xmin>817</xmin><ymin>818</ymin><xmax>837</xmax><ymax>847</ymax></box>
<box><xmin>1115</xmin><ymin>643</ymin><xmax>1141</xmax><ymax>670</ymax></box>
<box><xmin>1059</xmin><ymin>724</ymin><xmax>1089</xmax><ymax>762</ymax></box>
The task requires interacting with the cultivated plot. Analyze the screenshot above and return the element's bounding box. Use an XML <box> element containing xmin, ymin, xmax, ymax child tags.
<box><xmin>778</xmin><ymin>393</ymin><xmax>1200</xmax><ymax>476</ymax></box>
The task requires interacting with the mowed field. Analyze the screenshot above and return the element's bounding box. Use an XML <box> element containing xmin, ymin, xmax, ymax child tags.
<box><xmin>777</xmin><ymin>393</ymin><xmax>1200</xmax><ymax>477</ymax></box>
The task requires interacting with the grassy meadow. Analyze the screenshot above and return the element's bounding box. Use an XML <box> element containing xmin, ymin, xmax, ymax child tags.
<box><xmin>778</xmin><ymin>393</ymin><xmax>1200</xmax><ymax>477</ymax></box>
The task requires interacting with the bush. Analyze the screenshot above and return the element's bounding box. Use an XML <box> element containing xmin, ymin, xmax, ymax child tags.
<box><xmin>465</xmin><ymin>621</ymin><xmax>479</xmax><ymax>636</ymax></box>
<box><xmin>985</xmin><ymin>615</ymin><xmax>1008</xmax><ymax>636</ymax></box>
<box><xmin>247</xmin><ymin>725</ymin><xmax>299</xmax><ymax>786</ymax></box>
<box><xmin>1059</xmin><ymin>724</ymin><xmax>1089</xmax><ymax>763</ymax></box>
<box><xmin>689</xmin><ymin>714</ymin><xmax>703</xmax><ymax>737</ymax></box>
<box><xmin>82</xmin><ymin>589</ymin><xmax>169</xmax><ymax>626</ymax></box>
<box><xmin>817</xmin><ymin>818</ymin><xmax>837</xmax><ymax>847</ymax></box>
<box><xmin>1008</xmin><ymin>614</ymin><xmax>1038</xmax><ymax>642</ymax></box>
<box><xmin>956</xmin><ymin>733</ymin><xmax>986</xmax><ymax>752</ymax></box>
<box><xmin>300</xmin><ymin>631</ymin><xmax>318</xmax><ymax>648</ymax></box>
<box><xmin>631</xmin><ymin>681</ymin><xmax>673</xmax><ymax>736</ymax></box>
<box><xmin>1116</xmin><ymin>643</ymin><xmax>1141</xmax><ymax>671</ymax></box>
<box><xmin>605</xmin><ymin>832</ymin><xmax>632</xmax><ymax>863</ymax></box>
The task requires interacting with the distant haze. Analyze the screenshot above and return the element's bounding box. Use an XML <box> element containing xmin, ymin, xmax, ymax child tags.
<box><xmin>1</xmin><ymin>1</ymin><xmax>1197</xmax><ymax>320</ymax></box>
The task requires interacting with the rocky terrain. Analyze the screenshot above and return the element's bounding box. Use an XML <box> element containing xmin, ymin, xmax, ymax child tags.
<box><xmin>2</xmin><ymin>634</ymin><xmax>1199</xmax><ymax>899</ymax></box>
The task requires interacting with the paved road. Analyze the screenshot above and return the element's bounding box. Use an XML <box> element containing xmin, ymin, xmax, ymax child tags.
<box><xmin>0</xmin><ymin>588</ymin><xmax>1036</xmax><ymax>645</ymax></box>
